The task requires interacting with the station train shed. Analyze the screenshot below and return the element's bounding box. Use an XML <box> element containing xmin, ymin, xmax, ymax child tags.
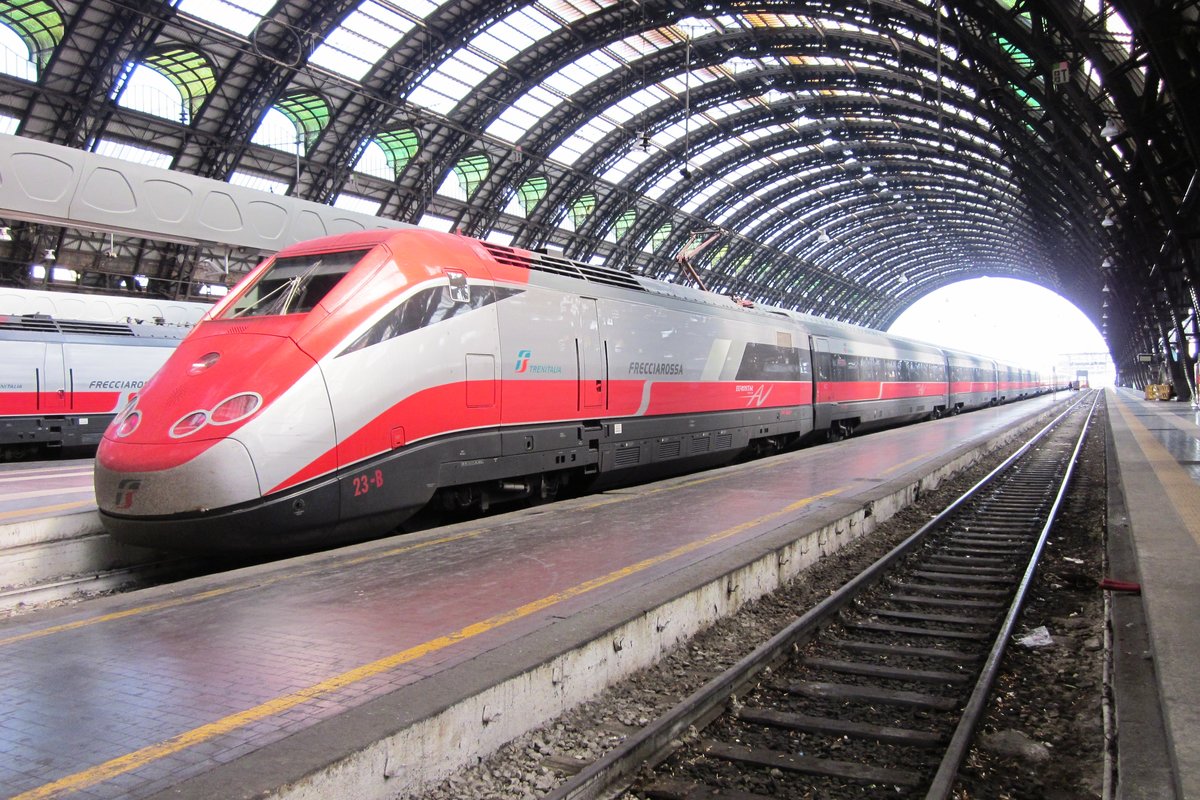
<box><xmin>0</xmin><ymin>0</ymin><xmax>1197</xmax><ymax>394</ymax></box>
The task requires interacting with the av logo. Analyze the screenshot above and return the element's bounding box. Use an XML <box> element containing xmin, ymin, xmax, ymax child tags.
<box><xmin>738</xmin><ymin>384</ymin><xmax>773</xmax><ymax>407</ymax></box>
<box><xmin>514</xmin><ymin>349</ymin><xmax>532</xmax><ymax>373</ymax></box>
<box><xmin>114</xmin><ymin>478</ymin><xmax>142</xmax><ymax>509</ymax></box>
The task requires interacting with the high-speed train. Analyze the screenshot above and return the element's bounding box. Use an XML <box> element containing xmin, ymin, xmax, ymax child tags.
<box><xmin>0</xmin><ymin>289</ymin><xmax>207</xmax><ymax>459</ymax></box>
<box><xmin>94</xmin><ymin>228</ymin><xmax>1055</xmax><ymax>553</ymax></box>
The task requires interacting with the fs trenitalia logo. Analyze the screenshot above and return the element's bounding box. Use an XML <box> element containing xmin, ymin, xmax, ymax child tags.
<box><xmin>514</xmin><ymin>349</ymin><xmax>532</xmax><ymax>373</ymax></box>
<box><xmin>114</xmin><ymin>478</ymin><xmax>142</xmax><ymax>509</ymax></box>
<box><xmin>513</xmin><ymin>349</ymin><xmax>563</xmax><ymax>375</ymax></box>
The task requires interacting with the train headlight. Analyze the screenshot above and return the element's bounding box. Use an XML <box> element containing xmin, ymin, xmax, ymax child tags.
<box><xmin>112</xmin><ymin>396</ymin><xmax>138</xmax><ymax>426</ymax></box>
<box><xmin>115</xmin><ymin>410</ymin><xmax>142</xmax><ymax>438</ymax></box>
<box><xmin>209</xmin><ymin>393</ymin><xmax>262</xmax><ymax>425</ymax></box>
<box><xmin>170</xmin><ymin>410</ymin><xmax>209</xmax><ymax>438</ymax></box>
<box><xmin>189</xmin><ymin>352</ymin><xmax>221</xmax><ymax>375</ymax></box>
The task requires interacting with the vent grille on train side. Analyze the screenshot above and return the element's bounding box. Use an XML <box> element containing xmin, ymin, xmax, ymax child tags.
<box><xmin>0</xmin><ymin>315</ymin><xmax>136</xmax><ymax>337</ymax></box>
<box><xmin>657</xmin><ymin>440</ymin><xmax>682</xmax><ymax>459</ymax></box>
<box><xmin>613</xmin><ymin>446</ymin><xmax>641</xmax><ymax>467</ymax></box>
<box><xmin>481</xmin><ymin>243</ymin><xmax>646</xmax><ymax>293</ymax></box>
<box><xmin>715</xmin><ymin>433</ymin><xmax>733</xmax><ymax>449</ymax></box>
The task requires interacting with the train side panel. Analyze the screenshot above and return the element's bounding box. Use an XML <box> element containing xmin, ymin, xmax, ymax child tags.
<box><xmin>1</xmin><ymin>330</ymin><xmax>178</xmax><ymax>452</ymax></box>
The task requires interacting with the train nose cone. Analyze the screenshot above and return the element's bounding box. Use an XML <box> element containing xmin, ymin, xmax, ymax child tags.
<box><xmin>95</xmin><ymin>437</ymin><xmax>261</xmax><ymax>516</ymax></box>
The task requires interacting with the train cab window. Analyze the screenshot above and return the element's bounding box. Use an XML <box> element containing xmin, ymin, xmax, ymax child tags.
<box><xmin>222</xmin><ymin>249</ymin><xmax>369</xmax><ymax>318</ymax></box>
<box><xmin>339</xmin><ymin>284</ymin><xmax>520</xmax><ymax>356</ymax></box>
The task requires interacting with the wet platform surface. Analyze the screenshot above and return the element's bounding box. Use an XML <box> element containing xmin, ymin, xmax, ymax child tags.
<box><xmin>0</xmin><ymin>395</ymin><xmax>1069</xmax><ymax>799</ymax></box>
<box><xmin>1106</xmin><ymin>387</ymin><xmax>1200</xmax><ymax>799</ymax></box>
<box><xmin>0</xmin><ymin>459</ymin><xmax>95</xmax><ymax>529</ymax></box>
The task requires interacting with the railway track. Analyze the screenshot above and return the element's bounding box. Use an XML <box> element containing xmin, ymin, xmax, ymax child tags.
<box><xmin>546</xmin><ymin>389</ymin><xmax>1100</xmax><ymax>800</ymax></box>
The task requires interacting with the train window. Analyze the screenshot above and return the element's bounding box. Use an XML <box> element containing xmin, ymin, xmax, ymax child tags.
<box><xmin>339</xmin><ymin>285</ymin><xmax>520</xmax><ymax>356</ymax></box>
<box><xmin>736</xmin><ymin>342</ymin><xmax>809</xmax><ymax>381</ymax></box>
<box><xmin>222</xmin><ymin>249</ymin><xmax>369</xmax><ymax>318</ymax></box>
<box><xmin>446</xmin><ymin>270</ymin><xmax>470</xmax><ymax>303</ymax></box>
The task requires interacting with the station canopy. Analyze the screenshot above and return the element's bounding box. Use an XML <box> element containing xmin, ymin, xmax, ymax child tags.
<box><xmin>0</xmin><ymin>0</ymin><xmax>1197</xmax><ymax>373</ymax></box>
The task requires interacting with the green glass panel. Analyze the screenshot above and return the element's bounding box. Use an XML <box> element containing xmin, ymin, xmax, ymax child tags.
<box><xmin>650</xmin><ymin>222</ymin><xmax>673</xmax><ymax>251</ymax></box>
<box><xmin>1</xmin><ymin>0</ymin><xmax>63</xmax><ymax>68</ymax></box>
<box><xmin>453</xmin><ymin>154</ymin><xmax>490</xmax><ymax>198</ymax></box>
<box><xmin>144</xmin><ymin>48</ymin><xmax>216</xmax><ymax>114</ymax></box>
<box><xmin>517</xmin><ymin>176</ymin><xmax>548</xmax><ymax>215</ymax></box>
<box><xmin>277</xmin><ymin>92</ymin><xmax>331</xmax><ymax>145</ymax></box>
<box><xmin>376</xmin><ymin>128</ymin><xmax>419</xmax><ymax>176</ymax></box>
<box><xmin>568</xmin><ymin>194</ymin><xmax>596</xmax><ymax>228</ymax></box>
<box><xmin>613</xmin><ymin>209</ymin><xmax>636</xmax><ymax>241</ymax></box>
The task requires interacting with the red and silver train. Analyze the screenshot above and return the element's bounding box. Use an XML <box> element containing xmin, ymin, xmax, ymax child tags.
<box><xmin>0</xmin><ymin>289</ymin><xmax>207</xmax><ymax>459</ymax></box>
<box><xmin>94</xmin><ymin>229</ymin><xmax>1057</xmax><ymax>552</ymax></box>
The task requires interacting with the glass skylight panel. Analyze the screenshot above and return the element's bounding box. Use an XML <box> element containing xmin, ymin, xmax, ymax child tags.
<box><xmin>0</xmin><ymin>114</ymin><xmax>17</xmax><ymax>134</ymax></box>
<box><xmin>175</xmin><ymin>0</ymin><xmax>275</xmax><ymax>37</ymax></box>
<box><xmin>600</xmin><ymin>149</ymin><xmax>650</xmax><ymax>184</ymax></box>
<box><xmin>697</xmin><ymin>137</ymin><xmax>742</xmax><ymax>162</ymax></box>
<box><xmin>94</xmin><ymin>138</ymin><xmax>173</xmax><ymax>169</ymax></box>
<box><xmin>333</xmin><ymin>193</ymin><xmax>382</xmax><ymax>216</ymax></box>
<box><xmin>545</xmin><ymin>51</ymin><xmax>621</xmax><ymax>95</ymax></box>
<box><xmin>484</xmin><ymin>229</ymin><xmax>515</xmax><ymax>246</ymax></box>
<box><xmin>473</xmin><ymin>5</ymin><xmax>556</xmax><ymax>61</ymax></box>
<box><xmin>485</xmin><ymin>84</ymin><xmax>559</xmax><ymax>142</ymax></box>
<box><xmin>644</xmin><ymin>171</ymin><xmax>680</xmax><ymax>201</ymax></box>
<box><xmin>115</xmin><ymin>65</ymin><xmax>188</xmax><ymax>123</ymax></box>
<box><xmin>408</xmin><ymin>48</ymin><xmax>500</xmax><ymax>115</ymax></box>
<box><xmin>543</xmin><ymin>0</ymin><xmax>621</xmax><ymax>25</ymax></box>
<box><xmin>229</xmin><ymin>170</ymin><xmax>288</xmax><ymax>194</ymax></box>
<box><xmin>671</xmin><ymin>16</ymin><xmax>723</xmax><ymax>38</ymax></box>
<box><xmin>353</xmin><ymin>141</ymin><xmax>391</xmax><ymax>180</ymax></box>
<box><xmin>417</xmin><ymin>213</ymin><xmax>454</xmax><ymax>232</ymax></box>
<box><xmin>548</xmin><ymin>118</ymin><xmax>609</xmax><ymax>165</ymax></box>
<box><xmin>309</xmin><ymin>1</ymin><xmax>424</xmax><ymax>81</ymax></box>
<box><xmin>0</xmin><ymin>25</ymin><xmax>37</xmax><ymax>81</ymax></box>
<box><xmin>606</xmin><ymin>86</ymin><xmax>673</xmax><ymax>126</ymax></box>
<box><xmin>679</xmin><ymin>181</ymin><xmax>725</xmax><ymax>213</ymax></box>
<box><xmin>251</xmin><ymin>107</ymin><xmax>302</xmax><ymax>152</ymax></box>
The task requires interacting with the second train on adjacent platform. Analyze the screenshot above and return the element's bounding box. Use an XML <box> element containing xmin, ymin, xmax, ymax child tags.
<box><xmin>94</xmin><ymin>228</ymin><xmax>1057</xmax><ymax>552</ymax></box>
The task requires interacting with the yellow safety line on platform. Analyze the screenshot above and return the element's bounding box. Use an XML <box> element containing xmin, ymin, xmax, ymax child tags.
<box><xmin>881</xmin><ymin>453</ymin><xmax>928</xmax><ymax>475</ymax></box>
<box><xmin>0</xmin><ymin>499</ymin><xmax>92</xmax><ymax>522</ymax></box>
<box><xmin>14</xmin><ymin>486</ymin><xmax>845</xmax><ymax>800</ymax></box>
<box><xmin>1</xmin><ymin>455</ymin><xmax>799</xmax><ymax>647</ymax></box>
<box><xmin>1111</xmin><ymin>390</ymin><xmax>1200</xmax><ymax>549</ymax></box>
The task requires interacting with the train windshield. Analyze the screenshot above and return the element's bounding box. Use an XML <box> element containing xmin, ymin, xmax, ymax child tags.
<box><xmin>220</xmin><ymin>249</ymin><xmax>369</xmax><ymax>318</ymax></box>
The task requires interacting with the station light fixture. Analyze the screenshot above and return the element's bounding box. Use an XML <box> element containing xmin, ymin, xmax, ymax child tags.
<box><xmin>818</xmin><ymin>229</ymin><xmax>832</xmax><ymax>243</ymax></box>
<box><xmin>1102</xmin><ymin>214</ymin><xmax>1116</xmax><ymax>227</ymax></box>
<box><xmin>43</xmin><ymin>248</ymin><xmax>56</xmax><ymax>261</ymax></box>
<box><xmin>1100</xmin><ymin>118</ymin><xmax>1123</xmax><ymax>139</ymax></box>
<box><xmin>0</xmin><ymin>226</ymin><xmax>11</xmax><ymax>241</ymax></box>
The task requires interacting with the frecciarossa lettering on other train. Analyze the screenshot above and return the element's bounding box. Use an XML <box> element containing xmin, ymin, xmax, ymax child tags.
<box><xmin>94</xmin><ymin>228</ymin><xmax>1057</xmax><ymax>553</ymax></box>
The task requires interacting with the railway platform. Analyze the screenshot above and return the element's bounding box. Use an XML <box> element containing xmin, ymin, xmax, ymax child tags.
<box><xmin>0</xmin><ymin>393</ymin><xmax>1074</xmax><ymax>800</ymax></box>
<box><xmin>1105</xmin><ymin>387</ymin><xmax>1200</xmax><ymax>800</ymax></box>
<box><xmin>0</xmin><ymin>459</ymin><xmax>167</xmax><ymax>608</ymax></box>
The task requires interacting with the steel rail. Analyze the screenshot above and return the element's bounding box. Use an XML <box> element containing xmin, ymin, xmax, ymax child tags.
<box><xmin>925</xmin><ymin>387</ymin><xmax>1101</xmax><ymax>798</ymax></box>
<box><xmin>544</xmin><ymin>391</ymin><xmax>1095</xmax><ymax>800</ymax></box>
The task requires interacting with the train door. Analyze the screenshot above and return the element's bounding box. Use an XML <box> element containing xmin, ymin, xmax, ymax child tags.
<box><xmin>578</xmin><ymin>297</ymin><xmax>605</xmax><ymax>411</ymax></box>
<box><xmin>810</xmin><ymin>336</ymin><xmax>829</xmax><ymax>401</ymax></box>
<box><xmin>810</xmin><ymin>336</ymin><xmax>830</xmax><ymax>428</ymax></box>
<box><xmin>41</xmin><ymin>343</ymin><xmax>67</xmax><ymax>413</ymax></box>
